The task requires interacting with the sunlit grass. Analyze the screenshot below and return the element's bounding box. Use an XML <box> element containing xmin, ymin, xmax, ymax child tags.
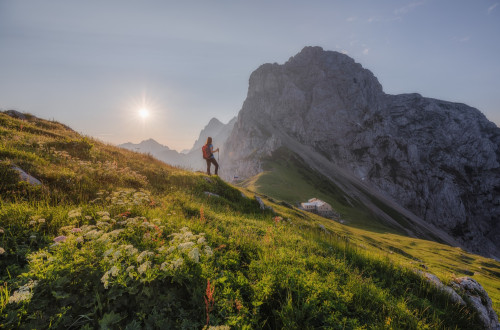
<box><xmin>0</xmin><ymin>112</ymin><xmax>497</xmax><ymax>328</ymax></box>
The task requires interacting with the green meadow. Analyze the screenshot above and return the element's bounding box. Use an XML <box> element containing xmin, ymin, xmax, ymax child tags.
<box><xmin>1</xmin><ymin>112</ymin><xmax>499</xmax><ymax>329</ymax></box>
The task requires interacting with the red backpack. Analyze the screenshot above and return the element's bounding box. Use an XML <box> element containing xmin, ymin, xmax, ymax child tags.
<box><xmin>202</xmin><ymin>144</ymin><xmax>211</xmax><ymax>159</ymax></box>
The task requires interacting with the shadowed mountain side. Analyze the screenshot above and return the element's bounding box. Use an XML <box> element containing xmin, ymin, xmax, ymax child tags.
<box><xmin>222</xmin><ymin>46</ymin><xmax>500</xmax><ymax>258</ymax></box>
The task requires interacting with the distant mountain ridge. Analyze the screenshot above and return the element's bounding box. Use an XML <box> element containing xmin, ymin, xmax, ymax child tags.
<box><xmin>119</xmin><ymin>117</ymin><xmax>235</xmax><ymax>171</ymax></box>
<box><xmin>222</xmin><ymin>46</ymin><xmax>500</xmax><ymax>258</ymax></box>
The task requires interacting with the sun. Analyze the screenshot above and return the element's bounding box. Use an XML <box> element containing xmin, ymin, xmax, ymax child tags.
<box><xmin>138</xmin><ymin>108</ymin><xmax>149</xmax><ymax>119</ymax></box>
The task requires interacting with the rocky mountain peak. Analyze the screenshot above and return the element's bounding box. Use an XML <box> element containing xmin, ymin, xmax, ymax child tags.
<box><xmin>224</xmin><ymin>46</ymin><xmax>500</xmax><ymax>258</ymax></box>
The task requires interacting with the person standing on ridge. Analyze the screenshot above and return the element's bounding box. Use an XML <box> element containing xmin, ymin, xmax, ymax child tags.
<box><xmin>202</xmin><ymin>137</ymin><xmax>219</xmax><ymax>175</ymax></box>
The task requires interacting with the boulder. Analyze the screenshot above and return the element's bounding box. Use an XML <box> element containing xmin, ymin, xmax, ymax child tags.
<box><xmin>12</xmin><ymin>166</ymin><xmax>41</xmax><ymax>185</ymax></box>
<box><xmin>4</xmin><ymin>110</ymin><xmax>26</xmax><ymax>120</ymax></box>
<box><xmin>451</xmin><ymin>277</ymin><xmax>500</xmax><ymax>329</ymax></box>
<box><xmin>420</xmin><ymin>272</ymin><xmax>499</xmax><ymax>329</ymax></box>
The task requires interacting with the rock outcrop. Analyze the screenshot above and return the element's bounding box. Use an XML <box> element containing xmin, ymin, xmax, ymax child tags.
<box><xmin>223</xmin><ymin>46</ymin><xmax>500</xmax><ymax>258</ymax></box>
<box><xmin>420</xmin><ymin>272</ymin><xmax>499</xmax><ymax>329</ymax></box>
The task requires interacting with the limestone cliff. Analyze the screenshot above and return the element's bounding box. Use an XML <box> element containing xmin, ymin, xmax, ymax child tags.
<box><xmin>223</xmin><ymin>46</ymin><xmax>500</xmax><ymax>258</ymax></box>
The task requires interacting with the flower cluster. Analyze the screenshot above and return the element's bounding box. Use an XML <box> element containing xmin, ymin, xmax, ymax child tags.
<box><xmin>98</xmin><ymin>224</ymin><xmax>213</xmax><ymax>289</ymax></box>
<box><xmin>92</xmin><ymin>189</ymin><xmax>152</xmax><ymax>207</ymax></box>
<box><xmin>8</xmin><ymin>280</ymin><xmax>38</xmax><ymax>304</ymax></box>
<box><xmin>25</xmin><ymin>197</ymin><xmax>213</xmax><ymax>293</ymax></box>
<box><xmin>28</xmin><ymin>216</ymin><xmax>46</xmax><ymax>226</ymax></box>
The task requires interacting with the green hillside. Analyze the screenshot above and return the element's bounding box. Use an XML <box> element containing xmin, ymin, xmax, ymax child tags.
<box><xmin>240</xmin><ymin>148</ymin><xmax>409</xmax><ymax>234</ymax></box>
<box><xmin>1</xmin><ymin>112</ymin><xmax>499</xmax><ymax>329</ymax></box>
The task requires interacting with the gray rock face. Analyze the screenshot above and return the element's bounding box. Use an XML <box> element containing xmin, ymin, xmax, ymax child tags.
<box><xmin>451</xmin><ymin>277</ymin><xmax>500</xmax><ymax>329</ymax></box>
<box><xmin>223</xmin><ymin>46</ymin><xmax>500</xmax><ymax>258</ymax></box>
<box><xmin>420</xmin><ymin>272</ymin><xmax>499</xmax><ymax>329</ymax></box>
<box><xmin>12</xmin><ymin>166</ymin><xmax>42</xmax><ymax>185</ymax></box>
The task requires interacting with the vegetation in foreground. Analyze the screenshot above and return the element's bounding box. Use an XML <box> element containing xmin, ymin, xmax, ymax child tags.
<box><xmin>1</xmin><ymin>112</ymin><xmax>498</xmax><ymax>329</ymax></box>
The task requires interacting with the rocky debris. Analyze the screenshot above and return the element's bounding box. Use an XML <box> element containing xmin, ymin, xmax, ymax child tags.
<box><xmin>278</xmin><ymin>201</ymin><xmax>294</xmax><ymax>209</ymax></box>
<box><xmin>420</xmin><ymin>272</ymin><xmax>466</xmax><ymax>306</ymax></box>
<box><xmin>317</xmin><ymin>223</ymin><xmax>329</xmax><ymax>234</ymax></box>
<box><xmin>223</xmin><ymin>46</ymin><xmax>500</xmax><ymax>258</ymax></box>
<box><xmin>3</xmin><ymin>110</ymin><xmax>26</xmax><ymax>120</ymax></box>
<box><xmin>254</xmin><ymin>195</ymin><xmax>274</xmax><ymax>212</ymax></box>
<box><xmin>12</xmin><ymin>166</ymin><xmax>41</xmax><ymax>185</ymax></box>
<box><xmin>451</xmin><ymin>277</ymin><xmax>500</xmax><ymax>329</ymax></box>
<box><xmin>420</xmin><ymin>272</ymin><xmax>499</xmax><ymax>329</ymax></box>
<box><xmin>203</xmin><ymin>191</ymin><xmax>220</xmax><ymax>198</ymax></box>
<box><xmin>255</xmin><ymin>195</ymin><xmax>266</xmax><ymax>210</ymax></box>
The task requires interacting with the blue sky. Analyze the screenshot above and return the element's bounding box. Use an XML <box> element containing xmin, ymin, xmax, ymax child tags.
<box><xmin>1</xmin><ymin>0</ymin><xmax>499</xmax><ymax>151</ymax></box>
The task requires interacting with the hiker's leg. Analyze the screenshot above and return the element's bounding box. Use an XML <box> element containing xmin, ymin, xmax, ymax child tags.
<box><xmin>212</xmin><ymin>158</ymin><xmax>219</xmax><ymax>175</ymax></box>
<box><xmin>206</xmin><ymin>159</ymin><xmax>211</xmax><ymax>175</ymax></box>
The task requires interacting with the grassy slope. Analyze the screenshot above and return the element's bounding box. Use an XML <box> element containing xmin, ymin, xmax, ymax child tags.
<box><xmin>240</xmin><ymin>148</ymin><xmax>500</xmax><ymax>316</ymax></box>
<box><xmin>0</xmin><ymin>112</ymin><xmax>499</xmax><ymax>328</ymax></box>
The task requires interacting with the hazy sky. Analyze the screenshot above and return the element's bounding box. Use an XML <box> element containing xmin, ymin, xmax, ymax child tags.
<box><xmin>1</xmin><ymin>1</ymin><xmax>499</xmax><ymax>151</ymax></box>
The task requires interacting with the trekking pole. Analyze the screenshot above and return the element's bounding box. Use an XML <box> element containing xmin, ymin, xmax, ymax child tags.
<box><xmin>218</xmin><ymin>150</ymin><xmax>221</xmax><ymax>171</ymax></box>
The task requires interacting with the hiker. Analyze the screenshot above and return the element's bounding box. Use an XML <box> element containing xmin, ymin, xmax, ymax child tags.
<box><xmin>202</xmin><ymin>137</ymin><xmax>219</xmax><ymax>175</ymax></box>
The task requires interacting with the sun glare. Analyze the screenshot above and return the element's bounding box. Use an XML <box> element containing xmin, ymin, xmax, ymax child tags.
<box><xmin>139</xmin><ymin>108</ymin><xmax>149</xmax><ymax>119</ymax></box>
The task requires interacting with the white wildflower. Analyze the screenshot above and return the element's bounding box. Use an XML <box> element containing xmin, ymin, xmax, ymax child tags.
<box><xmin>110</xmin><ymin>266</ymin><xmax>119</xmax><ymax>277</ymax></box>
<box><xmin>204</xmin><ymin>246</ymin><xmax>213</xmax><ymax>257</ymax></box>
<box><xmin>29</xmin><ymin>220</ymin><xmax>37</xmax><ymax>226</ymax></box>
<box><xmin>160</xmin><ymin>262</ymin><xmax>169</xmax><ymax>271</ymax></box>
<box><xmin>180</xmin><ymin>227</ymin><xmax>189</xmax><ymax>233</ymax></box>
<box><xmin>96</xmin><ymin>211</ymin><xmax>110</xmax><ymax>217</ymax></box>
<box><xmin>0</xmin><ymin>227</ymin><xmax>4</xmax><ymax>234</ymax></box>
<box><xmin>71</xmin><ymin>227</ymin><xmax>82</xmax><ymax>233</ymax></box>
<box><xmin>136</xmin><ymin>251</ymin><xmax>154</xmax><ymax>263</ymax></box>
<box><xmin>122</xmin><ymin>245</ymin><xmax>138</xmax><ymax>256</ymax></box>
<box><xmin>97</xmin><ymin>233</ymin><xmax>111</xmax><ymax>243</ymax></box>
<box><xmin>76</xmin><ymin>237</ymin><xmax>84</xmax><ymax>243</ymax></box>
<box><xmin>188</xmin><ymin>248</ymin><xmax>200</xmax><ymax>263</ymax></box>
<box><xmin>101</xmin><ymin>272</ymin><xmax>110</xmax><ymax>289</ymax></box>
<box><xmin>126</xmin><ymin>266</ymin><xmax>135</xmax><ymax>279</ymax></box>
<box><xmin>80</xmin><ymin>225</ymin><xmax>96</xmax><ymax>233</ymax></box>
<box><xmin>167</xmin><ymin>246</ymin><xmax>176</xmax><ymax>253</ymax></box>
<box><xmin>85</xmin><ymin>230</ymin><xmax>102</xmax><ymax>240</ymax></box>
<box><xmin>9</xmin><ymin>280</ymin><xmax>38</xmax><ymax>304</ymax></box>
<box><xmin>197</xmin><ymin>237</ymin><xmax>206</xmax><ymax>244</ymax></box>
<box><xmin>171</xmin><ymin>258</ymin><xmax>183</xmax><ymax>269</ymax></box>
<box><xmin>112</xmin><ymin>251</ymin><xmax>121</xmax><ymax>260</ymax></box>
<box><xmin>37</xmin><ymin>218</ymin><xmax>46</xmax><ymax>223</ymax></box>
<box><xmin>178</xmin><ymin>242</ymin><xmax>195</xmax><ymax>251</ymax></box>
<box><xmin>109</xmin><ymin>229</ymin><xmax>123</xmax><ymax>237</ymax></box>
<box><xmin>104</xmin><ymin>248</ymin><xmax>114</xmax><ymax>257</ymax></box>
<box><xmin>96</xmin><ymin>221</ymin><xmax>110</xmax><ymax>229</ymax></box>
<box><xmin>138</xmin><ymin>261</ymin><xmax>151</xmax><ymax>274</ymax></box>
<box><xmin>85</xmin><ymin>216</ymin><xmax>92</xmax><ymax>220</ymax></box>
<box><xmin>182</xmin><ymin>232</ymin><xmax>194</xmax><ymax>241</ymax></box>
<box><xmin>0</xmin><ymin>247</ymin><xmax>5</xmax><ymax>255</ymax></box>
<box><xmin>60</xmin><ymin>225</ymin><xmax>73</xmax><ymax>233</ymax></box>
<box><xmin>68</xmin><ymin>209</ymin><xmax>81</xmax><ymax>218</ymax></box>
